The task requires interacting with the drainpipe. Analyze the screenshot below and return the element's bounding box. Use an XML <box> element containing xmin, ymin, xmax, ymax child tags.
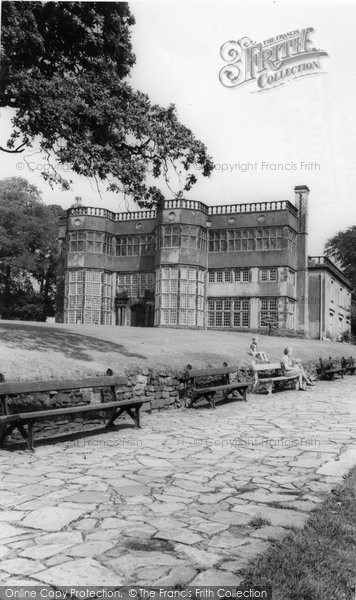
<box><xmin>319</xmin><ymin>274</ymin><xmax>322</xmax><ymax>340</ymax></box>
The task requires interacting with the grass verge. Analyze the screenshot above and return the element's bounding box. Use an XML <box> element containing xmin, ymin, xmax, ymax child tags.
<box><xmin>241</xmin><ymin>467</ymin><xmax>356</xmax><ymax>600</ymax></box>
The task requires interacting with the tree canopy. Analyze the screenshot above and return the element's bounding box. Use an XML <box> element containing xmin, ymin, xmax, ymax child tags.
<box><xmin>0</xmin><ymin>2</ymin><xmax>213</xmax><ymax>206</ymax></box>
<box><xmin>0</xmin><ymin>177</ymin><xmax>65</xmax><ymax>320</ymax></box>
<box><xmin>325</xmin><ymin>226</ymin><xmax>356</xmax><ymax>290</ymax></box>
<box><xmin>325</xmin><ymin>226</ymin><xmax>356</xmax><ymax>333</ymax></box>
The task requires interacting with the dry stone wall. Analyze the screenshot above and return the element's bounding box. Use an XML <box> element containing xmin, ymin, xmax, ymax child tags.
<box><xmin>1</xmin><ymin>357</ymin><xmax>346</xmax><ymax>447</ymax></box>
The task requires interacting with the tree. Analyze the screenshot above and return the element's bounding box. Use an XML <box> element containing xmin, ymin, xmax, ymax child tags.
<box><xmin>325</xmin><ymin>227</ymin><xmax>356</xmax><ymax>288</ymax></box>
<box><xmin>0</xmin><ymin>177</ymin><xmax>65</xmax><ymax>320</ymax></box>
<box><xmin>325</xmin><ymin>227</ymin><xmax>356</xmax><ymax>333</ymax></box>
<box><xmin>0</xmin><ymin>2</ymin><xmax>213</xmax><ymax>207</ymax></box>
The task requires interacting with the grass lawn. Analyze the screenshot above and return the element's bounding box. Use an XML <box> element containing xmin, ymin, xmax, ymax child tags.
<box><xmin>0</xmin><ymin>319</ymin><xmax>355</xmax><ymax>380</ymax></box>
<box><xmin>241</xmin><ymin>467</ymin><xmax>356</xmax><ymax>600</ymax></box>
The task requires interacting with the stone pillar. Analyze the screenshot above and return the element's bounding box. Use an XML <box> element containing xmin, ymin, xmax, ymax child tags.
<box><xmin>250</xmin><ymin>267</ymin><xmax>259</xmax><ymax>284</ymax></box>
<box><xmin>111</xmin><ymin>272</ymin><xmax>117</xmax><ymax>326</ymax></box>
<box><xmin>250</xmin><ymin>297</ymin><xmax>259</xmax><ymax>329</ymax></box>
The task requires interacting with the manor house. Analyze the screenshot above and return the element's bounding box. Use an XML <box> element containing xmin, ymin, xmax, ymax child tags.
<box><xmin>56</xmin><ymin>185</ymin><xmax>352</xmax><ymax>339</ymax></box>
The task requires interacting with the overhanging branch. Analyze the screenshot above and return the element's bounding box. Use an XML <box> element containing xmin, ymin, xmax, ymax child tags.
<box><xmin>0</xmin><ymin>142</ymin><xmax>27</xmax><ymax>154</ymax></box>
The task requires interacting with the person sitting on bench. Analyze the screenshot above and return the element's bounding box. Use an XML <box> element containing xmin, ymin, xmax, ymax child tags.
<box><xmin>281</xmin><ymin>347</ymin><xmax>314</xmax><ymax>391</ymax></box>
<box><xmin>249</xmin><ymin>336</ymin><xmax>269</xmax><ymax>362</ymax></box>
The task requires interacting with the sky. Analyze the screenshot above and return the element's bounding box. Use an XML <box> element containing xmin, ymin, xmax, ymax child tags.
<box><xmin>1</xmin><ymin>0</ymin><xmax>356</xmax><ymax>254</ymax></box>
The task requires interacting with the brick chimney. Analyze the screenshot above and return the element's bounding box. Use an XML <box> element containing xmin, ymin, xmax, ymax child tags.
<box><xmin>294</xmin><ymin>185</ymin><xmax>309</xmax><ymax>234</ymax></box>
<box><xmin>294</xmin><ymin>185</ymin><xmax>310</xmax><ymax>335</ymax></box>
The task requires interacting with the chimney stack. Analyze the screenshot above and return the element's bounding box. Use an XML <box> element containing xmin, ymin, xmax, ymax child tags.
<box><xmin>294</xmin><ymin>185</ymin><xmax>309</xmax><ymax>234</ymax></box>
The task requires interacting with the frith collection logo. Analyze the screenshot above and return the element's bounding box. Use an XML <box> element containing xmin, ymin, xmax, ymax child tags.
<box><xmin>219</xmin><ymin>27</ymin><xmax>328</xmax><ymax>92</ymax></box>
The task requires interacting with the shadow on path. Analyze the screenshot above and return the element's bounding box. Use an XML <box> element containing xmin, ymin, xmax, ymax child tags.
<box><xmin>0</xmin><ymin>323</ymin><xmax>146</xmax><ymax>362</ymax></box>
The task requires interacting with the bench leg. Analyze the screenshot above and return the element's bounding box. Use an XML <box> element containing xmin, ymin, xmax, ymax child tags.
<box><xmin>204</xmin><ymin>393</ymin><xmax>215</xmax><ymax>409</ymax></box>
<box><xmin>105</xmin><ymin>408</ymin><xmax>123</xmax><ymax>429</ymax></box>
<box><xmin>0</xmin><ymin>422</ymin><xmax>11</xmax><ymax>448</ymax></box>
<box><xmin>27</xmin><ymin>423</ymin><xmax>35</xmax><ymax>453</ymax></box>
<box><xmin>17</xmin><ymin>423</ymin><xmax>35</xmax><ymax>453</ymax></box>
<box><xmin>125</xmin><ymin>406</ymin><xmax>141</xmax><ymax>428</ymax></box>
<box><xmin>266</xmin><ymin>382</ymin><xmax>273</xmax><ymax>395</ymax></box>
<box><xmin>134</xmin><ymin>405</ymin><xmax>141</xmax><ymax>428</ymax></box>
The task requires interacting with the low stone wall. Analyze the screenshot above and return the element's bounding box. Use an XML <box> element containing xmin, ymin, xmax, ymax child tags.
<box><xmin>3</xmin><ymin>370</ymin><xmax>183</xmax><ymax>447</ymax></box>
<box><xmin>1</xmin><ymin>357</ymin><xmax>347</xmax><ymax>447</ymax></box>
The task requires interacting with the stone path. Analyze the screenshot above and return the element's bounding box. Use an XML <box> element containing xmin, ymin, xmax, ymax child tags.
<box><xmin>0</xmin><ymin>378</ymin><xmax>355</xmax><ymax>586</ymax></box>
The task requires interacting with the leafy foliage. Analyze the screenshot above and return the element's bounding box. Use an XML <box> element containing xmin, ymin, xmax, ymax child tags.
<box><xmin>0</xmin><ymin>2</ymin><xmax>213</xmax><ymax>206</ymax></box>
<box><xmin>325</xmin><ymin>227</ymin><xmax>356</xmax><ymax>289</ymax></box>
<box><xmin>0</xmin><ymin>177</ymin><xmax>65</xmax><ymax>320</ymax></box>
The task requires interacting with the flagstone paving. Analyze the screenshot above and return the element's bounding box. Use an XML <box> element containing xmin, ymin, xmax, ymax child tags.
<box><xmin>0</xmin><ymin>378</ymin><xmax>355</xmax><ymax>586</ymax></box>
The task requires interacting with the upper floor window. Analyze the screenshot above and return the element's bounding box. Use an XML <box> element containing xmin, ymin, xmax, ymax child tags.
<box><xmin>288</xmin><ymin>269</ymin><xmax>296</xmax><ymax>285</ymax></box>
<box><xmin>209</xmin><ymin>230</ymin><xmax>226</xmax><ymax>252</ymax></box>
<box><xmin>115</xmin><ymin>235</ymin><xmax>154</xmax><ymax>257</ymax></box>
<box><xmin>86</xmin><ymin>231</ymin><xmax>104</xmax><ymax>253</ymax></box>
<box><xmin>208</xmin><ymin>268</ymin><xmax>250</xmax><ymax>283</ymax></box>
<box><xmin>208</xmin><ymin>226</ymin><xmax>297</xmax><ymax>253</ymax></box>
<box><xmin>69</xmin><ymin>232</ymin><xmax>85</xmax><ymax>252</ymax></box>
<box><xmin>255</xmin><ymin>227</ymin><xmax>283</xmax><ymax>251</ymax></box>
<box><xmin>227</xmin><ymin>229</ymin><xmax>254</xmax><ymax>251</ymax></box>
<box><xmin>260</xmin><ymin>268</ymin><xmax>278</xmax><ymax>282</ymax></box>
<box><xmin>288</xmin><ymin>229</ymin><xmax>297</xmax><ymax>253</ymax></box>
<box><xmin>159</xmin><ymin>225</ymin><xmax>207</xmax><ymax>250</ymax></box>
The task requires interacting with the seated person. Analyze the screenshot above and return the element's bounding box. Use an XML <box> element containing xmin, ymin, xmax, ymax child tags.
<box><xmin>249</xmin><ymin>336</ymin><xmax>269</xmax><ymax>362</ymax></box>
<box><xmin>281</xmin><ymin>347</ymin><xmax>314</xmax><ymax>391</ymax></box>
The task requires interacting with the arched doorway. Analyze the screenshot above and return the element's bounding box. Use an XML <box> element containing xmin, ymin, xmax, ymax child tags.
<box><xmin>131</xmin><ymin>304</ymin><xmax>145</xmax><ymax>327</ymax></box>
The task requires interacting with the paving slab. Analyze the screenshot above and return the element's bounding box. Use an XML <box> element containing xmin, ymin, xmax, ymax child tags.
<box><xmin>33</xmin><ymin>557</ymin><xmax>121</xmax><ymax>585</ymax></box>
<box><xmin>0</xmin><ymin>378</ymin><xmax>355</xmax><ymax>586</ymax></box>
<box><xmin>21</xmin><ymin>507</ymin><xmax>86</xmax><ymax>532</ymax></box>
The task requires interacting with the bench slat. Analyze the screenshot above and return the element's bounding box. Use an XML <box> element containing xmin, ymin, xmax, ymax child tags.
<box><xmin>256</xmin><ymin>375</ymin><xmax>299</xmax><ymax>383</ymax></box>
<box><xmin>0</xmin><ymin>398</ymin><xmax>143</xmax><ymax>423</ymax></box>
<box><xmin>193</xmin><ymin>383</ymin><xmax>249</xmax><ymax>393</ymax></box>
<box><xmin>0</xmin><ymin>376</ymin><xmax>128</xmax><ymax>396</ymax></box>
<box><xmin>252</xmin><ymin>363</ymin><xmax>282</xmax><ymax>371</ymax></box>
<box><xmin>186</xmin><ymin>367</ymin><xmax>239</xmax><ymax>378</ymax></box>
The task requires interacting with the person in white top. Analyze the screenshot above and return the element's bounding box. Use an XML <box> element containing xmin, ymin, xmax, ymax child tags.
<box><xmin>249</xmin><ymin>336</ymin><xmax>269</xmax><ymax>362</ymax></box>
<box><xmin>281</xmin><ymin>347</ymin><xmax>315</xmax><ymax>391</ymax></box>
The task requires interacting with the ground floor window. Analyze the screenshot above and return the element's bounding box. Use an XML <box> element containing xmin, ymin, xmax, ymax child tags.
<box><xmin>260</xmin><ymin>297</ymin><xmax>295</xmax><ymax>329</ymax></box>
<box><xmin>260</xmin><ymin>298</ymin><xmax>278</xmax><ymax>327</ymax></box>
<box><xmin>282</xmin><ymin>298</ymin><xmax>296</xmax><ymax>329</ymax></box>
<box><xmin>155</xmin><ymin>266</ymin><xmax>205</xmax><ymax>327</ymax></box>
<box><xmin>65</xmin><ymin>270</ymin><xmax>113</xmax><ymax>325</ymax></box>
<box><xmin>233</xmin><ymin>298</ymin><xmax>250</xmax><ymax>327</ymax></box>
<box><xmin>208</xmin><ymin>297</ymin><xmax>250</xmax><ymax>328</ymax></box>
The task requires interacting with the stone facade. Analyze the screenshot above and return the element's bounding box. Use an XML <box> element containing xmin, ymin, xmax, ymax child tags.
<box><xmin>57</xmin><ymin>185</ymin><xmax>352</xmax><ymax>338</ymax></box>
<box><xmin>308</xmin><ymin>256</ymin><xmax>352</xmax><ymax>340</ymax></box>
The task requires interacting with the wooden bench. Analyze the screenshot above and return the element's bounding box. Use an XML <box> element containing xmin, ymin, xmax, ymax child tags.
<box><xmin>252</xmin><ymin>361</ymin><xmax>300</xmax><ymax>395</ymax></box>
<box><xmin>341</xmin><ymin>357</ymin><xmax>356</xmax><ymax>375</ymax></box>
<box><xmin>0</xmin><ymin>375</ymin><xmax>143</xmax><ymax>452</ymax></box>
<box><xmin>183</xmin><ymin>364</ymin><xmax>249</xmax><ymax>409</ymax></box>
<box><xmin>317</xmin><ymin>358</ymin><xmax>345</xmax><ymax>381</ymax></box>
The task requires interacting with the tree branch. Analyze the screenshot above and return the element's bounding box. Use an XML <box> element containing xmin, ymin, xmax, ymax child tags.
<box><xmin>0</xmin><ymin>142</ymin><xmax>27</xmax><ymax>154</ymax></box>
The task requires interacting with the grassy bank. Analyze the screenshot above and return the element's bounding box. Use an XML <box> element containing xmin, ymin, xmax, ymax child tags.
<box><xmin>241</xmin><ymin>467</ymin><xmax>356</xmax><ymax>600</ymax></box>
<box><xmin>0</xmin><ymin>320</ymin><xmax>355</xmax><ymax>380</ymax></box>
